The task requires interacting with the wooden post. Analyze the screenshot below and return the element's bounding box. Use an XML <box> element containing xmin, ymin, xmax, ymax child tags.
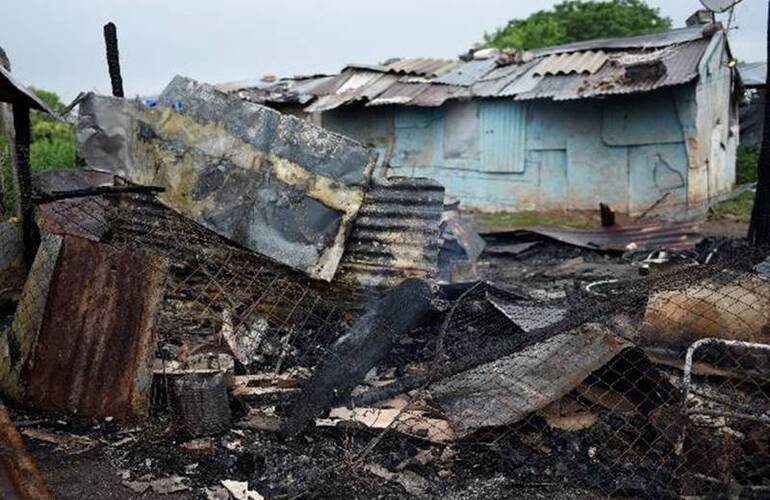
<box><xmin>103</xmin><ymin>22</ymin><xmax>125</xmax><ymax>98</ymax></box>
<box><xmin>11</xmin><ymin>104</ymin><xmax>39</xmax><ymax>268</ymax></box>
<box><xmin>748</xmin><ymin>0</ymin><xmax>770</xmax><ymax>246</ymax></box>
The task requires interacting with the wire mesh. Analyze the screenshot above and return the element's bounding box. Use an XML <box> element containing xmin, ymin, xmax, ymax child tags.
<box><xmin>0</xmin><ymin>179</ymin><xmax>767</xmax><ymax>499</ymax></box>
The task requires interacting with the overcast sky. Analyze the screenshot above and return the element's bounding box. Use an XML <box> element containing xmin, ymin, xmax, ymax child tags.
<box><xmin>1</xmin><ymin>0</ymin><xmax>766</xmax><ymax>101</ymax></box>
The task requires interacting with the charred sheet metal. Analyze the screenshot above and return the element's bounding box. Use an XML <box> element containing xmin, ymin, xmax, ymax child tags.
<box><xmin>337</xmin><ymin>177</ymin><xmax>444</xmax><ymax>288</ymax></box>
<box><xmin>428</xmin><ymin>324</ymin><xmax>631</xmax><ymax>438</ymax></box>
<box><xmin>78</xmin><ymin>76</ymin><xmax>377</xmax><ymax>281</ymax></box>
<box><xmin>0</xmin><ymin>403</ymin><xmax>54</xmax><ymax>500</ymax></box>
<box><xmin>4</xmin><ymin>235</ymin><xmax>168</xmax><ymax>422</ymax></box>
<box><xmin>532</xmin><ymin>51</ymin><xmax>608</xmax><ymax>76</ymax></box>
<box><xmin>484</xmin><ymin>220</ymin><xmax>703</xmax><ymax>253</ymax></box>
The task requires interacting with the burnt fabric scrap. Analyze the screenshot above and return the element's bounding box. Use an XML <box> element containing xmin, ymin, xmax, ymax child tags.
<box><xmin>77</xmin><ymin>76</ymin><xmax>377</xmax><ymax>281</ymax></box>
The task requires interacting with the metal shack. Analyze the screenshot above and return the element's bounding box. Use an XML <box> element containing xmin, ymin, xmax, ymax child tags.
<box><xmin>221</xmin><ymin>21</ymin><xmax>739</xmax><ymax>215</ymax></box>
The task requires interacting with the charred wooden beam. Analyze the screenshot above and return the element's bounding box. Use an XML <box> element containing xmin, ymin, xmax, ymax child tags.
<box><xmin>282</xmin><ymin>278</ymin><xmax>435</xmax><ymax>438</ymax></box>
<box><xmin>103</xmin><ymin>22</ymin><xmax>124</xmax><ymax>98</ymax></box>
<box><xmin>33</xmin><ymin>184</ymin><xmax>164</xmax><ymax>203</ymax></box>
<box><xmin>11</xmin><ymin>104</ymin><xmax>39</xmax><ymax>269</ymax></box>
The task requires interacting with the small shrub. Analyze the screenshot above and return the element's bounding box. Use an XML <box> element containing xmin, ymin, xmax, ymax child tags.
<box><xmin>736</xmin><ymin>147</ymin><xmax>759</xmax><ymax>185</ymax></box>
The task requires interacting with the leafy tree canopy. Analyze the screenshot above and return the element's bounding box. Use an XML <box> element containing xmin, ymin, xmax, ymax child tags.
<box><xmin>28</xmin><ymin>86</ymin><xmax>67</xmax><ymax>114</ymax></box>
<box><xmin>484</xmin><ymin>0</ymin><xmax>672</xmax><ymax>51</ymax></box>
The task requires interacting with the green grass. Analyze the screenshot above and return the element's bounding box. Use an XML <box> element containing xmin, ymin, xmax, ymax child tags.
<box><xmin>736</xmin><ymin>147</ymin><xmax>759</xmax><ymax>185</ymax></box>
<box><xmin>0</xmin><ymin>126</ymin><xmax>77</xmax><ymax>215</ymax></box>
<box><xmin>710</xmin><ymin>190</ymin><xmax>755</xmax><ymax>223</ymax></box>
<box><xmin>475</xmin><ymin>211</ymin><xmax>597</xmax><ymax>232</ymax></box>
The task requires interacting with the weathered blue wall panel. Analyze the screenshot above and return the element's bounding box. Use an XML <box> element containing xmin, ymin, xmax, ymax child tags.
<box><xmin>320</xmin><ymin>87</ymin><xmax>700</xmax><ymax>214</ymax></box>
<box><xmin>628</xmin><ymin>143</ymin><xmax>688</xmax><ymax>214</ymax></box>
<box><xmin>532</xmin><ymin>150</ymin><xmax>568</xmax><ymax>210</ymax></box>
<box><xmin>480</xmin><ymin>100</ymin><xmax>527</xmax><ymax>172</ymax></box>
<box><xmin>602</xmin><ymin>93</ymin><xmax>685</xmax><ymax>146</ymax></box>
<box><xmin>567</xmin><ymin>135</ymin><xmax>629</xmax><ymax>211</ymax></box>
<box><xmin>527</xmin><ymin>101</ymin><xmax>600</xmax><ymax>150</ymax></box>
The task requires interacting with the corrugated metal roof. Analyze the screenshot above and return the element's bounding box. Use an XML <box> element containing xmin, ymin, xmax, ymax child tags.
<box><xmin>533</xmin><ymin>24</ymin><xmax>710</xmax><ymax>56</ymax></box>
<box><xmin>383</xmin><ymin>58</ymin><xmax>461</xmax><ymax>77</ymax></box>
<box><xmin>410</xmin><ymin>85</ymin><xmax>469</xmax><ymax>107</ymax></box>
<box><xmin>473</xmin><ymin>60</ymin><xmax>540</xmax><ymax>97</ymax></box>
<box><xmin>337</xmin><ymin>177</ymin><xmax>444</xmax><ymax>288</ymax></box>
<box><xmin>347</xmin><ymin>58</ymin><xmax>460</xmax><ymax>77</ymax></box>
<box><xmin>367</xmin><ymin>82</ymin><xmax>431</xmax><ymax>106</ymax></box>
<box><xmin>434</xmin><ymin>59</ymin><xmax>498</xmax><ymax>86</ymax></box>
<box><xmin>533</xmin><ymin>51</ymin><xmax>608</xmax><ymax>76</ymax></box>
<box><xmin>516</xmin><ymin>38</ymin><xmax>710</xmax><ymax>101</ymax></box>
<box><xmin>221</xmin><ymin>25</ymin><xmax>717</xmax><ymax>109</ymax></box>
<box><xmin>739</xmin><ymin>62</ymin><xmax>766</xmax><ymax>87</ymax></box>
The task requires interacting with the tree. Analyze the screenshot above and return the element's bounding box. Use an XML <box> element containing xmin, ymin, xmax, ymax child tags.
<box><xmin>484</xmin><ymin>0</ymin><xmax>672</xmax><ymax>51</ymax></box>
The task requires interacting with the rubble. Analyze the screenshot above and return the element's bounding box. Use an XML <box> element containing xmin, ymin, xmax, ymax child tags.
<box><xmin>0</xmin><ymin>60</ymin><xmax>764</xmax><ymax>500</ymax></box>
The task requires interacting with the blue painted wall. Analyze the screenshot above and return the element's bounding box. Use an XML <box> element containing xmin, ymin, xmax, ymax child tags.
<box><xmin>322</xmin><ymin>88</ymin><xmax>697</xmax><ymax>214</ymax></box>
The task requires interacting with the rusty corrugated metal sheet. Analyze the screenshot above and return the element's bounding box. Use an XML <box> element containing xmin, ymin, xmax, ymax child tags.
<box><xmin>0</xmin><ymin>403</ymin><xmax>54</xmax><ymax>500</ymax></box>
<box><xmin>22</xmin><ymin>236</ymin><xmax>168</xmax><ymax>422</ymax></box>
<box><xmin>227</xmin><ymin>25</ymin><xmax>714</xmax><ymax>109</ymax></box>
<box><xmin>337</xmin><ymin>177</ymin><xmax>444</xmax><ymax>288</ymax></box>
<box><xmin>516</xmin><ymin>39</ymin><xmax>710</xmax><ymax>101</ymax></box>
<box><xmin>533</xmin><ymin>51</ymin><xmax>608</xmax><ymax>76</ymax></box>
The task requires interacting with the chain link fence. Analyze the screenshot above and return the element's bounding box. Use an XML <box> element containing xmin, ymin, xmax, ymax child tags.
<box><xmin>0</xmin><ymin>176</ymin><xmax>767</xmax><ymax>499</ymax></box>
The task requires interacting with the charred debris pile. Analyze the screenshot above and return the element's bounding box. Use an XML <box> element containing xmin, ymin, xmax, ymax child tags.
<box><xmin>0</xmin><ymin>77</ymin><xmax>767</xmax><ymax>499</ymax></box>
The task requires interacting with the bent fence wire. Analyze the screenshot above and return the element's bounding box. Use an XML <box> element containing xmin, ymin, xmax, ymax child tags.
<box><xmin>1</xmin><ymin>184</ymin><xmax>768</xmax><ymax>499</ymax></box>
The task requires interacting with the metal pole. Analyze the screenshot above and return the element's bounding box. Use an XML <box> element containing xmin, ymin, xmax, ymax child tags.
<box><xmin>748</xmin><ymin>0</ymin><xmax>770</xmax><ymax>245</ymax></box>
<box><xmin>103</xmin><ymin>22</ymin><xmax>124</xmax><ymax>98</ymax></box>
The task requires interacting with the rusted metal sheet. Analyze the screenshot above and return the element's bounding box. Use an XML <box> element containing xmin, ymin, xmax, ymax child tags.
<box><xmin>16</xmin><ymin>236</ymin><xmax>168</xmax><ymax>422</ymax></box>
<box><xmin>0</xmin><ymin>402</ymin><xmax>54</xmax><ymax>500</ymax></box>
<box><xmin>337</xmin><ymin>177</ymin><xmax>444</xmax><ymax>288</ymax></box>
<box><xmin>532</xmin><ymin>51</ymin><xmax>608</xmax><ymax>76</ymax></box>
<box><xmin>428</xmin><ymin>324</ymin><xmax>631</xmax><ymax>437</ymax></box>
<box><xmin>517</xmin><ymin>39</ymin><xmax>710</xmax><ymax>101</ymax></box>
<box><xmin>485</xmin><ymin>220</ymin><xmax>702</xmax><ymax>253</ymax></box>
